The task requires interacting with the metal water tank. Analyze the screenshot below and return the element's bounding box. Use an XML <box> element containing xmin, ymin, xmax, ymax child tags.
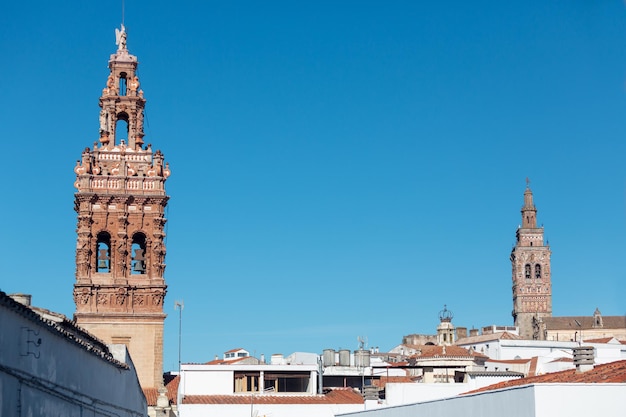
<box><xmin>338</xmin><ymin>349</ymin><xmax>350</xmax><ymax>366</ymax></box>
<box><xmin>323</xmin><ymin>349</ymin><xmax>335</xmax><ymax>366</ymax></box>
<box><xmin>354</xmin><ymin>349</ymin><xmax>371</xmax><ymax>367</ymax></box>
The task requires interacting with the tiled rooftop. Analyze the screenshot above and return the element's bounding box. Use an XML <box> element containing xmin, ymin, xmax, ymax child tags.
<box><xmin>181</xmin><ymin>388</ymin><xmax>364</xmax><ymax>405</ymax></box>
<box><xmin>144</xmin><ymin>373</ymin><xmax>179</xmax><ymax>406</ymax></box>
<box><xmin>464</xmin><ymin>359</ymin><xmax>626</xmax><ymax>394</ymax></box>
<box><xmin>405</xmin><ymin>344</ymin><xmax>487</xmax><ymax>359</ymax></box>
<box><xmin>486</xmin><ymin>358</ymin><xmax>531</xmax><ymax>365</ymax></box>
<box><xmin>543</xmin><ymin>315</ymin><xmax>626</xmax><ymax>330</ymax></box>
<box><xmin>205</xmin><ymin>356</ymin><xmax>255</xmax><ymax>365</ymax></box>
<box><xmin>583</xmin><ymin>337</ymin><xmax>617</xmax><ymax>344</ymax></box>
<box><xmin>456</xmin><ymin>331</ymin><xmax>523</xmax><ymax>345</ymax></box>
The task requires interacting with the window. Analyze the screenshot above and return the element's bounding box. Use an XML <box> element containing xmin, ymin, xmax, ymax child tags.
<box><xmin>524</xmin><ymin>264</ymin><xmax>531</xmax><ymax>280</ymax></box>
<box><xmin>119</xmin><ymin>72</ymin><xmax>127</xmax><ymax>96</ymax></box>
<box><xmin>131</xmin><ymin>233</ymin><xmax>147</xmax><ymax>274</ymax></box>
<box><xmin>96</xmin><ymin>232</ymin><xmax>111</xmax><ymax>273</ymax></box>
<box><xmin>234</xmin><ymin>372</ymin><xmax>259</xmax><ymax>392</ymax></box>
<box><xmin>535</xmin><ymin>264</ymin><xmax>542</xmax><ymax>279</ymax></box>
<box><xmin>264</xmin><ymin>372</ymin><xmax>311</xmax><ymax>393</ymax></box>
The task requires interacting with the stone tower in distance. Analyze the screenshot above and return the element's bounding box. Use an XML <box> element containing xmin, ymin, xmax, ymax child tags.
<box><xmin>510</xmin><ymin>181</ymin><xmax>552</xmax><ymax>340</ymax></box>
<box><xmin>73</xmin><ymin>25</ymin><xmax>171</xmax><ymax>390</ymax></box>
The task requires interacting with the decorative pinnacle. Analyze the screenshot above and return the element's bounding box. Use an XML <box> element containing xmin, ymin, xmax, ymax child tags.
<box><xmin>115</xmin><ymin>24</ymin><xmax>127</xmax><ymax>51</ymax></box>
<box><xmin>439</xmin><ymin>305</ymin><xmax>453</xmax><ymax>322</ymax></box>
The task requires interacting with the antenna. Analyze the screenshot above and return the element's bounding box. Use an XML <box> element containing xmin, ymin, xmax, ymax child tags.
<box><xmin>357</xmin><ymin>336</ymin><xmax>368</xmax><ymax>350</ymax></box>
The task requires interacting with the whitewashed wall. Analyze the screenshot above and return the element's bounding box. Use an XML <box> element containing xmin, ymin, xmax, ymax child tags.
<box><xmin>338</xmin><ymin>384</ymin><xmax>626</xmax><ymax>417</ymax></box>
<box><xmin>179</xmin><ymin>402</ymin><xmax>366</xmax><ymax>417</ymax></box>
<box><xmin>0</xmin><ymin>300</ymin><xmax>146</xmax><ymax>417</ymax></box>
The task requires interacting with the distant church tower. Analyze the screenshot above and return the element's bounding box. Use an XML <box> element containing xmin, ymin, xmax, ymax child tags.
<box><xmin>510</xmin><ymin>181</ymin><xmax>552</xmax><ymax>340</ymax></box>
<box><xmin>436</xmin><ymin>305</ymin><xmax>455</xmax><ymax>346</ymax></box>
<box><xmin>72</xmin><ymin>25</ymin><xmax>171</xmax><ymax>390</ymax></box>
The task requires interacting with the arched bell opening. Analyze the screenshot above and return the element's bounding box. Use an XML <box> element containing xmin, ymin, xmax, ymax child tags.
<box><xmin>96</xmin><ymin>231</ymin><xmax>112</xmax><ymax>273</ymax></box>
<box><xmin>524</xmin><ymin>264</ymin><xmax>531</xmax><ymax>280</ymax></box>
<box><xmin>131</xmin><ymin>232</ymin><xmax>147</xmax><ymax>275</ymax></box>
<box><xmin>119</xmin><ymin>72</ymin><xmax>128</xmax><ymax>96</ymax></box>
<box><xmin>115</xmin><ymin>112</ymin><xmax>129</xmax><ymax>145</ymax></box>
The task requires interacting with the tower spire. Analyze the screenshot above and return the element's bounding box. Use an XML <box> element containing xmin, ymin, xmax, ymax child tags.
<box><xmin>521</xmin><ymin>179</ymin><xmax>537</xmax><ymax>228</ymax></box>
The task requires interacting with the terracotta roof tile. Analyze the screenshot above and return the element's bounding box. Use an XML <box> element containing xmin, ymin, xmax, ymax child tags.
<box><xmin>144</xmin><ymin>374</ymin><xmax>179</xmax><ymax>406</ymax></box>
<box><xmin>543</xmin><ymin>316</ymin><xmax>626</xmax><ymax>330</ymax></box>
<box><xmin>182</xmin><ymin>388</ymin><xmax>364</xmax><ymax>405</ymax></box>
<box><xmin>143</xmin><ymin>388</ymin><xmax>158</xmax><ymax>406</ymax></box>
<box><xmin>549</xmin><ymin>357</ymin><xmax>573</xmax><ymax>363</ymax></box>
<box><xmin>456</xmin><ymin>331</ymin><xmax>522</xmax><ymax>344</ymax></box>
<box><xmin>405</xmin><ymin>345</ymin><xmax>485</xmax><ymax>358</ymax></box>
<box><xmin>528</xmin><ymin>356</ymin><xmax>538</xmax><ymax>377</ymax></box>
<box><xmin>206</xmin><ymin>356</ymin><xmax>248</xmax><ymax>365</ymax></box>
<box><xmin>374</xmin><ymin>376</ymin><xmax>414</xmax><ymax>388</ymax></box>
<box><xmin>464</xmin><ymin>359</ymin><xmax>626</xmax><ymax>394</ymax></box>
<box><xmin>583</xmin><ymin>337</ymin><xmax>615</xmax><ymax>344</ymax></box>
<box><xmin>486</xmin><ymin>359</ymin><xmax>532</xmax><ymax>365</ymax></box>
<box><xmin>165</xmin><ymin>374</ymin><xmax>180</xmax><ymax>404</ymax></box>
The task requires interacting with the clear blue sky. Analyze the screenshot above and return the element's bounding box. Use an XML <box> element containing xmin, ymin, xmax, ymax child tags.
<box><xmin>1</xmin><ymin>1</ymin><xmax>624</xmax><ymax>371</ymax></box>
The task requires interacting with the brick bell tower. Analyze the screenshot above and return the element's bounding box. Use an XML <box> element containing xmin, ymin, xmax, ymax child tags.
<box><xmin>73</xmin><ymin>25</ymin><xmax>171</xmax><ymax>390</ymax></box>
<box><xmin>510</xmin><ymin>180</ymin><xmax>552</xmax><ymax>340</ymax></box>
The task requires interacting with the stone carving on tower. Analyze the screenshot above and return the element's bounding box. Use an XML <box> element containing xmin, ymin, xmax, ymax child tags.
<box><xmin>72</xmin><ymin>25</ymin><xmax>171</xmax><ymax>390</ymax></box>
<box><xmin>510</xmin><ymin>180</ymin><xmax>552</xmax><ymax>340</ymax></box>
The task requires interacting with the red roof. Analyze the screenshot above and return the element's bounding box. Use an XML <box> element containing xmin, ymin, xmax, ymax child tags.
<box><xmin>406</xmin><ymin>345</ymin><xmax>487</xmax><ymax>359</ymax></box>
<box><xmin>486</xmin><ymin>358</ymin><xmax>531</xmax><ymax>365</ymax></box>
<box><xmin>182</xmin><ymin>388</ymin><xmax>364</xmax><ymax>405</ymax></box>
<box><xmin>528</xmin><ymin>356</ymin><xmax>538</xmax><ymax>376</ymax></box>
<box><xmin>143</xmin><ymin>374</ymin><xmax>180</xmax><ymax>406</ymax></box>
<box><xmin>375</xmin><ymin>375</ymin><xmax>414</xmax><ymax>388</ymax></box>
<box><xmin>464</xmin><ymin>359</ymin><xmax>626</xmax><ymax>394</ymax></box>
<box><xmin>205</xmin><ymin>356</ymin><xmax>254</xmax><ymax>365</ymax></box>
<box><xmin>583</xmin><ymin>337</ymin><xmax>615</xmax><ymax>344</ymax></box>
<box><xmin>225</xmin><ymin>347</ymin><xmax>246</xmax><ymax>353</ymax></box>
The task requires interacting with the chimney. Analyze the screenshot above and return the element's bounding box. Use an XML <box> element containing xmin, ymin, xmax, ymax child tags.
<box><xmin>457</xmin><ymin>327</ymin><xmax>468</xmax><ymax>339</ymax></box>
<box><xmin>469</xmin><ymin>328</ymin><xmax>479</xmax><ymax>337</ymax></box>
<box><xmin>573</xmin><ymin>346</ymin><xmax>594</xmax><ymax>373</ymax></box>
<box><xmin>9</xmin><ymin>293</ymin><xmax>32</xmax><ymax>306</ymax></box>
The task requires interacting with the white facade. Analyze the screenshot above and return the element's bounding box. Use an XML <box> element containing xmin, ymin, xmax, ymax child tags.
<box><xmin>178</xmin><ymin>361</ymin><xmax>368</xmax><ymax>417</ymax></box>
<box><xmin>457</xmin><ymin>336</ymin><xmax>626</xmax><ymax>366</ymax></box>
<box><xmin>339</xmin><ymin>384</ymin><xmax>626</xmax><ymax>417</ymax></box>
<box><xmin>181</xmin><ymin>402</ymin><xmax>367</xmax><ymax>417</ymax></box>
<box><xmin>0</xmin><ymin>293</ymin><xmax>147</xmax><ymax>417</ymax></box>
<box><xmin>180</xmin><ymin>363</ymin><xmax>319</xmax><ymax>397</ymax></box>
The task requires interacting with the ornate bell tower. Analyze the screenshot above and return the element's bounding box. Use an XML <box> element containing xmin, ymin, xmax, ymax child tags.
<box><xmin>510</xmin><ymin>180</ymin><xmax>552</xmax><ymax>340</ymax></box>
<box><xmin>73</xmin><ymin>25</ymin><xmax>171</xmax><ymax>390</ymax></box>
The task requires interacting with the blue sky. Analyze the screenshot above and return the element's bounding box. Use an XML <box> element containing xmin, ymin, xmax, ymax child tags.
<box><xmin>1</xmin><ymin>1</ymin><xmax>625</xmax><ymax>371</ymax></box>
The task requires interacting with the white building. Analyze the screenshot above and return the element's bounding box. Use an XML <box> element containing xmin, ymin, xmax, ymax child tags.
<box><xmin>338</xmin><ymin>359</ymin><xmax>626</xmax><ymax>417</ymax></box>
<box><xmin>178</xmin><ymin>350</ymin><xmax>366</xmax><ymax>417</ymax></box>
<box><xmin>456</xmin><ymin>331</ymin><xmax>626</xmax><ymax>375</ymax></box>
<box><xmin>0</xmin><ymin>292</ymin><xmax>147</xmax><ymax>417</ymax></box>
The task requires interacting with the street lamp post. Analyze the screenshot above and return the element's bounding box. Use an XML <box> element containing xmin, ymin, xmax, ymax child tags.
<box><xmin>174</xmin><ymin>300</ymin><xmax>184</xmax><ymax>375</ymax></box>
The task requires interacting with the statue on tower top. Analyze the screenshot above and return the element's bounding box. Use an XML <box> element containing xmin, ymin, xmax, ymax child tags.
<box><xmin>115</xmin><ymin>24</ymin><xmax>127</xmax><ymax>50</ymax></box>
